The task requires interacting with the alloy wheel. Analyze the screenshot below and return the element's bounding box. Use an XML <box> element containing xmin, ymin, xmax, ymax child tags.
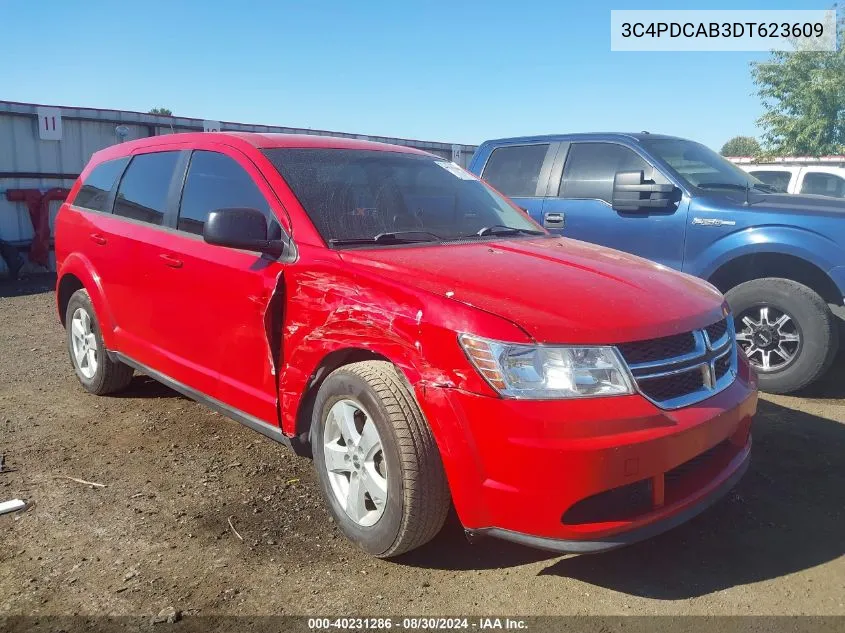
<box><xmin>70</xmin><ymin>307</ymin><xmax>99</xmax><ymax>379</ymax></box>
<box><xmin>322</xmin><ymin>399</ymin><xmax>388</xmax><ymax>527</ymax></box>
<box><xmin>735</xmin><ymin>305</ymin><xmax>801</xmax><ymax>372</ymax></box>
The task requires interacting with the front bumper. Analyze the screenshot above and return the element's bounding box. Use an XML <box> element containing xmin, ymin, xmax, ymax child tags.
<box><xmin>415</xmin><ymin>355</ymin><xmax>757</xmax><ymax>551</ymax></box>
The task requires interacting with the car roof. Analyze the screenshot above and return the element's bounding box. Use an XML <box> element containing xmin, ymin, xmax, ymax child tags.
<box><xmin>91</xmin><ymin>132</ymin><xmax>432</xmax><ymax>163</ymax></box>
<box><xmin>479</xmin><ymin>132</ymin><xmax>688</xmax><ymax>146</ymax></box>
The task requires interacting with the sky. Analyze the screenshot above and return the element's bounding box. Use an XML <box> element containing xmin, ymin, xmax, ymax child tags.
<box><xmin>0</xmin><ymin>0</ymin><xmax>830</xmax><ymax>151</ymax></box>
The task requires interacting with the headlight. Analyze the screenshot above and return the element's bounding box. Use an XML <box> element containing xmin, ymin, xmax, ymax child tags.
<box><xmin>459</xmin><ymin>334</ymin><xmax>634</xmax><ymax>399</ymax></box>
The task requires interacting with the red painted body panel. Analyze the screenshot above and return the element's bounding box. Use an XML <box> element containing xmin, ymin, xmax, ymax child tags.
<box><xmin>55</xmin><ymin>132</ymin><xmax>757</xmax><ymax>549</ymax></box>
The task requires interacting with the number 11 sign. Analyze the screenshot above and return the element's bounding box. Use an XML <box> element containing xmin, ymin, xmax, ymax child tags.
<box><xmin>36</xmin><ymin>106</ymin><xmax>63</xmax><ymax>141</ymax></box>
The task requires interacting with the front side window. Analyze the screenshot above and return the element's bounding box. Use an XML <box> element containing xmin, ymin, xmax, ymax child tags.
<box><xmin>800</xmin><ymin>172</ymin><xmax>845</xmax><ymax>198</ymax></box>
<box><xmin>481</xmin><ymin>144</ymin><xmax>549</xmax><ymax>198</ymax></box>
<box><xmin>113</xmin><ymin>152</ymin><xmax>180</xmax><ymax>225</ymax></box>
<box><xmin>73</xmin><ymin>158</ymin><xmax>128</xmax><ymax>212</ymax></box>
<box><xmin>748</xmin><ymin>170</ymin><xmax>791</xmax><ymax>193</ymax></box>
<box><xmin>560</xmin><ymin>143</ymin><xmax>663</xmax><ymax>203</ymax></box>
<box><xmin>178</xmin><ymin>151</ymin><xmax>272</xmax><ymax>235</ymax></box>
<box><xmin>264</xmin><ymin>149</ymin><xmax>542</xmax><ymax>245</ymax></box>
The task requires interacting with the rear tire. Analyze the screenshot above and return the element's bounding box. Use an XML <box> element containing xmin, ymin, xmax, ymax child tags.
<box><xmin>726</xmin><ymin>278</ymin><xmax>838</xmax><ymax>394</ymax></box>
<box><xmin>66</xmin><ymin>289</ymin><xmax>134</xmax><ymax>395</ymax></box>
<box><xmin>311</xmin><ymin>361</ymin><xmax>450</xmax><ymax>557</ymax></box>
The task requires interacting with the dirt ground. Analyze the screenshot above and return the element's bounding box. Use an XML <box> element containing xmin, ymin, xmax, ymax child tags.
<box><xmin>1</xmin><ymin>276</ymin><xmax>843</xmax><ymax>619</ymax></box>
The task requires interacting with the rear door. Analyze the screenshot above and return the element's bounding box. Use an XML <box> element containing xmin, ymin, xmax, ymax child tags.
<box><xmin>478</xmin><ymin>142</ymin><xmax>559</xmax><ymax>228</ymax></box>
<box><xmin>541</xmin><ymin>142</ymin><xmax>688</xmax><ymax>270</ymax></box>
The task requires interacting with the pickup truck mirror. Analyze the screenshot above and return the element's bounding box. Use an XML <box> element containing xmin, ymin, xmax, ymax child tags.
<box><xmin>203</xmin><ymin>207</ymin><xmax>285</xmax><ymax>257</ymax></box>
<box><xmin>612</xmin><ymin>170</ymin><xmax>678</xmax><ymax>212</ymax></box>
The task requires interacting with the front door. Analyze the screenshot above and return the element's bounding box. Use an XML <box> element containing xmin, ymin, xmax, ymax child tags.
<box><xmin>149</xmin><ymin>148</ymin><xmax>288</xmax><ymax>424</ymax></box>
<box><xmin>542</xmin><ymin>142</ymin><xmax>688</xmax><ymax>271</ymax></box>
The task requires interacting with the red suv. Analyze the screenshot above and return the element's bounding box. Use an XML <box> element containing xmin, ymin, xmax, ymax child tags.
<box><xmin>55</xmin><ymin>133</ymin><xmax>757</xmax><ymax>558</ymax></box>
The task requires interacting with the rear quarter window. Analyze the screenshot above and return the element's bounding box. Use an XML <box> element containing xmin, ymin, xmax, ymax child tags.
<box><xmin>72</xmin><ymin>158</ymin><xmax>128</xmax><ymax>212</ymax></box>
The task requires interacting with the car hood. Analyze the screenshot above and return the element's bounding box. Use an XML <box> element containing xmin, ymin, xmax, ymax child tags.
<box><xmin>339</xmin><ymin>237</ymin><xmax>726</xmax><ymax>344</ymax></box>
<box><xmin>716</xmin><ymin>191</ymin><xmax>845</xmax><ymax>216</ymax></box>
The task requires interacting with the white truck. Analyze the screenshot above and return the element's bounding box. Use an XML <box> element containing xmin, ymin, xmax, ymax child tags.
<box><xmin>730</xmin><ymin>157</ymin><xmax>845</xmax><ymax>198</ymax></box>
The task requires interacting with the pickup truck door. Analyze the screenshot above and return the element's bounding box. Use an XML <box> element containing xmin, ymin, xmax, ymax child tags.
<box><xmin>476</xmin><ymin>142</ymin><xmax>559</xmax><ymax>229</ymax></box>
<box><xmin>540</xmin><ymin>141</ymin><xmax>688</xmax><ymax>270</ymax></box>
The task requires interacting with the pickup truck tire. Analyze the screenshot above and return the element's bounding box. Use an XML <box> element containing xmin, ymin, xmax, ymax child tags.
<box><xmin>726</xmin><ymin>278</ymin><xmax>838</xmax><ymax>394</ymax></box>
<box><xmin>65</xmin><ymin>289</ymin><xmax>134</xmax><ymax>395</ymax></box>
<box><xmin>311</xmin><ymin>361</ymin><xmax>450</xmax><ymax>558</ymax></box>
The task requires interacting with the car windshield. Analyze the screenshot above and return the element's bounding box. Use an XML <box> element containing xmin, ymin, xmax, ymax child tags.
<box><xmin>263</xmin><ymin>148</ymin><xmax>543</xmax><ymax>246</ymax></box>
<box><xmin>641</xmin><ymin>138</ymin><xmax>769</xmax><ymax>192</ymax></box>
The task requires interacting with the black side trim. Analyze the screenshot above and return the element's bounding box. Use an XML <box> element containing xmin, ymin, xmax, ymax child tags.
<box><xmin>475</xmin><ymin>441</ymin><xmax>750</xmax><ymax>555</ymax></box>
<box><xmin>111</xmin><ymin>352</ymin><xmax>292</xmax><ymax>448</ymax></box>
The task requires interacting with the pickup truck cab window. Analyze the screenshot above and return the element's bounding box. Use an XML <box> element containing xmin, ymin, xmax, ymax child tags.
<box><xmin>74</xmin><ymin>158</ymin><xmax>128</xmax><ymax>212</ymax></box>
<box><xmin>747</xmin><ymin>170</ymin><xmax>791</xmax><ymax>193</ymax></box>
<box><xmin>264</xmin><ymin>148</ymin><xmax>541</xmax><ymax>245</ymax></box>
<box><xmin>481</xmin><ymin>143</ymin><xmax>550</xmax><ymax>198</ymax></box>
<box><xmin>178</xmin><ymin>151</ymin><xmax>274</xmax><ymax>235</ymax></box>
<box><xmin>800</xmin><ymin>171</ymin><xmax>845</xmax><ymax>198</ymax></box>
<box><xmin>113</xmin><ymin>151</ymin><xmax>181</xmax><ymax>225</ymax></box>
<box><xmin>559</xmin><ymin>142</ymin><xmax>665</xmax><ymax>203</ymax></box>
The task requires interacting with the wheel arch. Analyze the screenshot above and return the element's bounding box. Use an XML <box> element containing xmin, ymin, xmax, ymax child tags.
<box><xmin>291</xmin><ymin>347</ymin><xmax>401</xmax><ymax>451</ymax></box>
<box><xmin>55</xmin><ymin>255</ymin><xmax>118</xmax><ymax>347</ymax></box>
<box><xmin>707</xmin><ymin>252</ymin><xmax>841</xmax><ymax>305</ymax></box>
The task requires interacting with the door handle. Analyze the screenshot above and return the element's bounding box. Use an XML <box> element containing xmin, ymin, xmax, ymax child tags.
<box><xmin>159</xmin><ymin>253</ymin><xmax>183</xmax><ymax>269</ymax></box>
<box><xmin>89</xmin><ymin>233</ymin><xmax>107</xmax><ymax>245</ymax></box>
<box><xmin>544</xmin><ymin>212</ymin><xmax>565</xmax><ymax>228</ymax></box>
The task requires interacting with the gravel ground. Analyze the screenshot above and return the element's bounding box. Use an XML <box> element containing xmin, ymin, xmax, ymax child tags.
<box><xmin>1</xmin><ymin>276</ymin><xmax>843</xmax><ymax>619</ymax></box>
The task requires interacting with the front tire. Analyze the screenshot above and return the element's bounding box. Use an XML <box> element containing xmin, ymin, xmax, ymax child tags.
<box><xmin>311</xmin><ymin>361</ymin><xmax>450</xmax><ymax>558</ymax></box>
<box><xmin>726</xmin><ymin>278</ymin><xmax>838</xmax><ymax>394</ymax></box>
<box><xmin>66</xmin><ymin>289</ymin><xmax>134</xmax><ymax>395</ymax></box>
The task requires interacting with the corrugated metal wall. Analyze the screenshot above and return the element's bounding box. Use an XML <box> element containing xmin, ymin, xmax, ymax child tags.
<box><xmin>0</xmin><ymin>100</ymin><xmax>477</xmax><ymax>276</ymax></box>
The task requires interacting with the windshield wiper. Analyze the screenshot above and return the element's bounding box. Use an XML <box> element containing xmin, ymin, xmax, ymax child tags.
<box><xmin>328</xmin><ymin>231</ymin><xmax>443</xmax><ymax>247</ymax></box>
<box><xmin>752</xmin><ymin>183</ymin><xmax>779</xmax><ymax>193</ymax></box>
<box><xmin>473</xmin><ymin>225</ymin><xmax>545</xmax><ymax>237</ymax></box>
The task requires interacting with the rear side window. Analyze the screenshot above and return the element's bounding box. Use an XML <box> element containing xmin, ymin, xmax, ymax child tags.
<box><xmin>113</xmin><ymin>152</ymin><xmax>180</xmax><ymax>225</ymax></box>
<box><xmin>73</xmin><ymin>158</ymin><xmax>128</xmax><ymax>212</ymax></box>
<box><xmin>560</xmin><ymin>143</ymin><xmax>662</xmax><ymax>203</ymax></box>
<box><xmin>749</xmin><ymin>170</ymin><xmax>791</xmax><ymax>192</ymax></box>
<box><xmin>481</xmin><ymin>144</ymin><xmax>549</xmax><ymax>198</ymax></box>
<box><xmin>800</xmin><ymin>172</ymin><xmax>845</xmax><ymax>198</ymax></box>
<box><xmin>178</xmin><ymin>151</ymin><xmax>271</xmax><ymax>235</ymax></box>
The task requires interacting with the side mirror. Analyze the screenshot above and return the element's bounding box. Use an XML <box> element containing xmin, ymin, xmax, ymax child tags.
<box><xmin>612</xmin><ymin>170</ymin><xmax>678</xmax><ymax>212</ymax></box>
<box><xmin>203</xmin><ymin>207</ymin><xmax>284</xmax><ymax>257</ymax></box>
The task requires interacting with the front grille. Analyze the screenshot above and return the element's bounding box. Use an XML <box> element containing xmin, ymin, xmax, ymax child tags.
<box><xmin>616</xmin><ymin>316</ymin><xmax>737</xmax><ymax>409</ymax></box>
<box><xmin>714</xmin><ymin>351</ymin><xmax>732</xmax><ymax>381</ymax></box>
<box><xmin>639</xmin><ymin>368</ymin><xmax>705</xmax><ymax>402</ymax></box>
<box><xmin>617</xmin><ymin>331</ymin><xmax>696</xmax><ymax>365</ymax></box>
<box><xmin>562</xmin><ymin>478</ymin><xmax>652</xmax><ymax>525</ymax></box>
<box><xmin>705</xmin><ymin>318</ymin><xmax>728</xmax><ymax>345</ymax></box>
<box><xmin>562</xmin><ymin>440</ymin><xmax>735</xmax><ymax>526</ymax></box>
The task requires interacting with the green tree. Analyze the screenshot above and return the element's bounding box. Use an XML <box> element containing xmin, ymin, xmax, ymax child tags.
<box><xmin>751</xmin><ymin>15</ymin><xmax>845</xmax><ymax>156</ymax></box>
<box><xmin>148</xmin><ymin>107</ymin><xmax>173</xmax><ymax>116</ymax></box>
<box><xmin>720</xmin><ymin>136</ymin><xmax>761</xmax><ymax>156</ymax></box>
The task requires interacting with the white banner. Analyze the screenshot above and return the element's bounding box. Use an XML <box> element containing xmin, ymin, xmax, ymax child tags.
<box><xmin>611</xmin><ymin>10</ymin><xmax>837</xmax><ymax>52</ymax></box>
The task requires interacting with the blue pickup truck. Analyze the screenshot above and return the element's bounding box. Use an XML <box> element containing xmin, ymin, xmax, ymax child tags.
<box><xmin>468</xmin><ymin>133</ymin><xmax>845</xmax><ymax>393</ymax></box>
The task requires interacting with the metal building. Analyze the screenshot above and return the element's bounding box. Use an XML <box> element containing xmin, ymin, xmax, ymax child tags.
<box><xmin>0</xmin><ymin>100</ymin><xmax>478</xmax><ymax>276</ymax></box>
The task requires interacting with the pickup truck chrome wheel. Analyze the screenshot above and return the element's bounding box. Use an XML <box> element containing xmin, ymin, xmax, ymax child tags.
<box><xmin>322</xmin><ymin>399</ymin><xmax>388</xmax><ymax>527</ymax></box>
<box><xmin>735</xmin><ymin>305</ymin><xmax>800</xmax><ymax>372</ymax></box>
<box><xmin>70</xmin><ymin>307</ymin><xmax>99</xmax><ymax>379</ymax></box>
